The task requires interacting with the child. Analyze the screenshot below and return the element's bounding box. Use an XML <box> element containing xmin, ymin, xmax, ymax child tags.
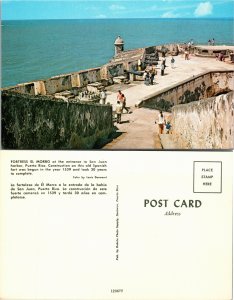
<box><xmin>165</xmin><ymin>121</ymin><xmax>172</xmax><ymax>134</ymax></box>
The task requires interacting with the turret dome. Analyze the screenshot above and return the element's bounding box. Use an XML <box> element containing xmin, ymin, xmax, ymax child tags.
<box><xmin>114</xmin><ymin>36</ymin><xmax>124</xmax><ymax>45</ymax></box>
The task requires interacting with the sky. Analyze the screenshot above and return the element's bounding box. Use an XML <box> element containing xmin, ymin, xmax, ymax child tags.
<box><xmin>2</xmin><ymin>0</ymin><xmax>234</xmax><ymax>20</ymax></box>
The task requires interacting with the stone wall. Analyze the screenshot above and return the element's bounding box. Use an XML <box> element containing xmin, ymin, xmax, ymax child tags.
<box><xmin>211</xmin><ymin>72</ymin><xmax>234</xmax><ymax>95</ymax></box>
<box><xmin>77</xmin><ymin>68</ymin><xmax>102</xmax><ymax>87</ymax></box>
<box><xmin>44</xmin><ymin>74</ymin><xmax>73</xmax><ymax>95</ymax></box>
<box><xmin>7</xmin><ymin>82</ymin><xmax>36</xmax><ymax>95</ymax></box>
<box><xmin>100</xmin><ymin>63</ymin><xmax>124</xmax><ymax>79</ymax></box>
<box><xmin>1</xmin><ymin>91</ymin><xmax>113</xmax><ymax>150</ymax></box>
<box><xmin>155</xmin><ymin>44</ymin><xmax>179</xmax><ymax>55</ymax></box>
<box><xmin>5</xmin><ymin>68</ymin><xmax>103</xmax><ymax>96</ymax></box>
<box><xmin>194</xmin><ymin>46</ymin><xmax>234</xmax><ymax>58</ymax></box>
<box><xmin>139</xmin><ymin>71</ymin><xmax>234</xmax><ymax>111</ymax></box>
<box><xmin>171</xmin><ymin>91</ymin><xmax>234</xmax><ymax>149</ymax></box>
<box><xmin>2</xmin><ymin>43</ymin><xmax>184</xmax><ymax>96</ymax></box>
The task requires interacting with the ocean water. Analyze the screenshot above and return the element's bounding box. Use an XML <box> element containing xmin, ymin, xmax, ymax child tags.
<box><xmin>2</xmin><ymin>18</ymin><xmax>234</xmax><ymax>87</ymax></box>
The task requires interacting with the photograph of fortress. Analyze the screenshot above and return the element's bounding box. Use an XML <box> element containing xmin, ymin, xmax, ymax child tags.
<box><xmin>1</xmin><ymin>1</ymin><xmax>234</xmax><ymax>150</ymax></box>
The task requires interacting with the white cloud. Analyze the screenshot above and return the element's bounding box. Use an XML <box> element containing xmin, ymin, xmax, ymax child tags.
<box><xmin>149</xmin><ymin>3</ymin><xmax>196</xmax><ymax>12</ymax></box>
<box><xmin>109</xmin><ymin>4</ymin><xmax>125</xmax><ymax>11</ymax></box>
<box><xmin>194</xmin><ymin>2</ymin><xmax>213</xmax><ymax>16</ymax></box>
<box><xmin>161</xmin><ymin>11</ymin><xmax>179</xmax><ymax>18</ymax></box>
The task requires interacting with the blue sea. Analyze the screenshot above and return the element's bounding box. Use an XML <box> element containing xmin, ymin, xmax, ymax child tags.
<box><xmin>2</xmin><ymin>18</ymin><xmax>234</xmax><ymax>87</ymax></box>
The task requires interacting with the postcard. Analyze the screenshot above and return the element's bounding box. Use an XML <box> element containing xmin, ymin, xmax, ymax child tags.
<box><xmin>0</xmin><ymin>150</ymin><xmax>232</xmax><ymax>299</ymax></box>
<box><xmin>1</xmin><ymin>0</ymin><xmax>233</xmax><ymax>299</ymax></box>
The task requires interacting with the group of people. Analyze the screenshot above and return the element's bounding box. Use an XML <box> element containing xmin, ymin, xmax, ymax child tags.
<box><xmin>155</xmin><ymin>111</ymin><xmax>172</xmax><ymax>134</ymax></box>
<box><xmin>115</xmin><ymin>90</ymin><xmax>130</xmax><ymax>124</ymax></box>
<box><xmin>208</xmin><ymin>38</ymin><xmax>215</xmax><ymax>46</ymax></box>
<box><xmin>104</xmin><ymin>87</ymin><xmax>171</xmax><ymax>134</ymax></box>
<box><xmin>101</xmin><ymin>57</ymin><xmax>177</xmax><ymax>129</ymax></box>
<box><xmin>187</xmin><ymin>39</ymin><xmax>194</xmax><ymax>48</ymax></box>
<box><xmin>143</xmin><ymin>56</ymin><xmax>176</xmax><ymax>85</ymax></box>
<box><xmin>143</xmin><ymin>64</ymin><xmax>157</xmax><ymax>85</ymax></box>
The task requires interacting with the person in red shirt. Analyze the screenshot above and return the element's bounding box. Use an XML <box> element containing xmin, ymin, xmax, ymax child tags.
<box><xmin>117</xmin><ymin>90</ymin><xmax>129</xmax><ymax>113</ymax></box>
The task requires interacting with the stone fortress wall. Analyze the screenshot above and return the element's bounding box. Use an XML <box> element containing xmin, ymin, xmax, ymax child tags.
<box><xmin>2</xmin><ymin>41</ymin><xmax>180</xmax><ymax>150</ymax></box>
<box><xmin>4</xmin><ymin>63</ymin><xmax>125</xmax><ymax>96</ymax></box>
<box><xmin>138</xmin><ymin>71</ymin><xmax>234</xmax><ymax>109</ymax></box>
<box><xmin>171</xmin><ymin>91</ymin><xmax>234</xmax><ymax>149</ymax></box>
<box><xmin>3</xmin><ymin>43</ymin><xmax>180</xmax><ymax>96</ymax></box>
<box><xmin>3</xmin><ymin>42</ymin><xmax>233</xmax><ymax>98</ymax></box>
<box><xmin>2</xmin><ymin>90</ymin><xmax>113</xmax><ymax>150</ymax></box>
<box><xmin>138</xmin><ymin>70</ymin><xmax>233</xmax><ymax>149</ymax></box>
<box><xmin>2</xmin><ymin>38</ymin><xmax>133</xmax><ymax>149</ymax></box>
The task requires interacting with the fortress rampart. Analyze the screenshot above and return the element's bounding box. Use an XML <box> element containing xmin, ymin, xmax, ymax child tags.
<box><xmin>138</xmin><ymin>70</ymin><xmax>234</xmax><ymax>110</ymax></box>
<box><xmin>2</xmin><ymin>91</ymin><xmax>113</xmax><ymax>150</ymax></box>
<box><xmin>171</xmin><ymin>91</ymin><xmax>234</xmax><ymax>149</ymax></box>
<box><xmin>2</xmin><ymin>43</ymin><xmax>181</xmax><ymax>95</ymax></box>
<box><xmin>3</xmin><ymin>63</ymin><xmax>125</xmax><ymax>96</ymax></box>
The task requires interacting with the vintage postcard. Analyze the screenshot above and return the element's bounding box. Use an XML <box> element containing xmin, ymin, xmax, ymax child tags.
<box><xmin>0</xmin><ymin>0</ymin><xmax>233</xmax><ymax>299</ymax></box>
<box><xmin>0</xmin><ymin>150</ymin><xmax>233</xmax><ymax>299</ymax></box>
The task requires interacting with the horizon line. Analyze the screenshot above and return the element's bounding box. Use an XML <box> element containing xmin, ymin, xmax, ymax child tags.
<box><xmin>2</xmin><ymin>17</ymin><xmax>234</xmax><ymax>21</ymax></box>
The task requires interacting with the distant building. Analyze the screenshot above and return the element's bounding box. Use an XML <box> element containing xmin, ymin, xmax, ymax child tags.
<box><xmin>114</xmin><ymin>36</ymin><xmax>124</xmax><ymax>56</ymax></box>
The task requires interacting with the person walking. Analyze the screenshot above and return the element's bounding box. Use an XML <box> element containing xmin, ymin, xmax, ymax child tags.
<box><xmin>171</xmin><ymin>57</ymin><xmax>175</xmax><ymax>68</ymax></box>
<box><xmin>120</xmin><ymin>93</ymin><xmax>129</xmax><ymax>113</ymax></box>
<box><xmin>150</xmin><ymin>70</ymin><xmax>155</xmax><ymax>85</ymax></box>
<box><xmin>156</xmin><ymin>111</ymin><xmax>165</xmax><ymax>134</ymax></box>
<box><xmin>184</xmin><ymin>49</ymin><xmax>189</xmax><ymax>60</ymax></box>
<box><xmin>115</xmin><ymin>101</ymin><xmax>122</xmax><ymax>124</ymax></box>
<box><xmin>160</xmin><ymin>63</ymin><xmax>165</xmax><ymax>76</ymax></box>
<box><xmin>100</xmin><ymin>89</ymin><xmax>107</xmax><ymax>104</ymax></box>
<box><xmin>117</xmin><ymin>90</ymin><xmax>129</xmax><ymax>113</ymax></box>
<box><xmin>117</xmin><ymin>90</ymin><xmax>123</xmax><ymax>101</ymax></box>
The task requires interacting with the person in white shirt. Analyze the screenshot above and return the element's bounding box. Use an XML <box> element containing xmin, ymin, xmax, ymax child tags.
<box><xmin>156</xmin><ymin>111</ymin><xmax>165</xmax><ymax>134</ymax></box>
<box><xmin>115</xmin><ymin>101</ymin><xmax>122</xmax><ymax>124</ymax></box>
<box><xmin>100</xmin><ymin>90</ymin><xmax>107</xmax><ymax>105</ymax></box>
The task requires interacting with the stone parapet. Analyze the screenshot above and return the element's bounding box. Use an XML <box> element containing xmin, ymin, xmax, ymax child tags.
<box><xmin>100</xmin><ymin>63</ymin><xmax>124</xmax><ymax>79</ymax></box>
<box><xmin>171</xmin><ymin>91</ymin><xmax>234</xmax><ymax>149</ymax></box>
<box><xmin>138</xmin><ymin>70</ymin><xmax>234</xmax><ymax>111</ymax></box>
<box><xmin>0</xmin><ymin>43</ymin><xmax>206</xmax><ymax>96</ymax></box>
<box><xmin>1</xmin><ymin>91</ymin><xmax>114</xmax><ymax>150</ymax></box>
<box><xmin>194</xmin><ymin>45</ymin><xmax>234</xmax><ymax>58</ymax></box>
